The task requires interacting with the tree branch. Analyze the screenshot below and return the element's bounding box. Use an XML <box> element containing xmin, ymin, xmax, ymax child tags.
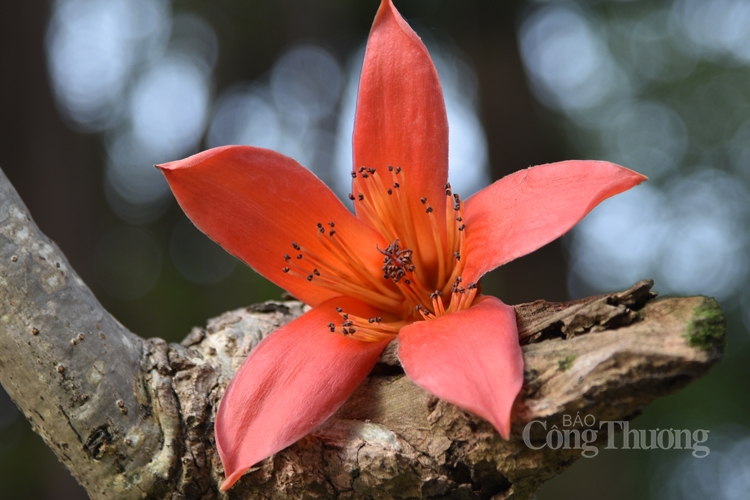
<box><xmin>0</xmin><ymin>168</ymin><xmax>725</xmax><ymax>499</ymax></box>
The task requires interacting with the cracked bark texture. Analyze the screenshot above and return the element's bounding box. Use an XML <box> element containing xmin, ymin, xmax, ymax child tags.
<box><xmin>0</xmin><ymin>168</ymin><xmax>726</xmax><ymax>500</ymax></box>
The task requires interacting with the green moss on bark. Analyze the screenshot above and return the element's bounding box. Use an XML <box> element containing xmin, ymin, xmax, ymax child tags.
<box><xmin>684</xmin><ymin>299</ymin><xmax>726</xmax><ymax>352</ymax></box>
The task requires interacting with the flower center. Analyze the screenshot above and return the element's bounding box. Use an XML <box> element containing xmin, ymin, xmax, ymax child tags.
<box><xmin>282</xmin><ymin>165</ymin><xmax>476</xmax><ymax>341</ymax></box>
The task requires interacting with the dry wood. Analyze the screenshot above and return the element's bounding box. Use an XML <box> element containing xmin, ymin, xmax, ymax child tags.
<box><xmin>0</xmin><ymin>168</ymin><xmax>725</xmax><ymax>499</ymax></box>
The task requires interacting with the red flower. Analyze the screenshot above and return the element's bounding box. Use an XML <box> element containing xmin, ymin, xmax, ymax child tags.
<box><xmin>158</xmin><ymin>0</ymin><xmax>645</xmax><ymax>491</ymax></box>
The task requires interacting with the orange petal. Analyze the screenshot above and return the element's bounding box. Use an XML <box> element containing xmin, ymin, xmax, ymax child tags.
<box><xmin>353</xmin><ymin>0</ymin><xmax>449</xmax><ymax>267</ymax></box>
<box><xmin>215</xmin><ymin>296</ymin><xmax>391</xmax><ymax>491</ymax></box>
<box><xmin>397</xmin><ymin>296</ymin><xmax>523</xmax><ymax>438</ymax></box>
<box><xmin>158</xmin><ymin>146</ymin><xmax>388</xmax><ymax>307</ymax></box>
<box><xmin>462</xmin><ymin>160</ymin><xmax>647</xmax><ymax>283</ymax></box>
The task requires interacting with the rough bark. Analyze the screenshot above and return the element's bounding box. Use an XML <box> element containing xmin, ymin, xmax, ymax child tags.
<box><xmin>0</xmin><ymin>168</ymin><xmax>725</xmax><ymax>500</ymax></box>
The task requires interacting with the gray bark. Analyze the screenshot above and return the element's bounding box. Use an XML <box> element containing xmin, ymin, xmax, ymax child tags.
<box><xmin>0</xmin><ymin>168</ymin><xmax>725</xmax><ymax>499</ymax></box>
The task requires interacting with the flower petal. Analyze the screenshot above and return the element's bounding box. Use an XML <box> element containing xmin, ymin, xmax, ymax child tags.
<box><xmin>462</xmin><ymin>160</ymin><xmax>647</xmax><ymax>283</ymax></box>
<box><xmin>158</xmin><ymin>146</ymin><xmax>388</xmax><ymax>307</ymax></box>
<box><xmin>353</xmin><ymin>0</ymin><xmax>449</xmax><ymax>262</ymax></box>
<box><xmin>397</xmin><ymin>296</ymin><xmax>523</xmax><ymax>439</ymax></box>
<box><xmin>216</xmin><ymin>296</ymin><xmax>392</xmax><ymax>491</ymax></box>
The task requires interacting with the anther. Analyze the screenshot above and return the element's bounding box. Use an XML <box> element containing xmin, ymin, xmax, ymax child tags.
<box><xmin>313</xmin><ymin>269</ymin><xmax>320</xmax><ymax>276</ymax></box>
<box><xmin>404</xmin><ymin>279</ymin><xmax>411</xmax><ymax>285</ymax></box>
<box><xmin>367</xmin><ymin>167</ymin><xmax>376</xmax><ymax>174</ymax></box>
<box><xmin>307</xmin><ymin>275</ymin><xmax>313</xmax><ymax>281</ymax></box>
<box><xmin>297</xmin><ymin>254</ymin><xmax>303</xmax><ymax>259</ymax></box>
<box><xmin>328</xmin><ymin>322</ymin><xmax>335</xmax><ymax>332</ymax></box>
<box><xmin>292</xmin><ymin>242</ymin><xmax>300</xmax><ymax>250</ymax></box>
<box><xmin>388</xmin><ymin>165</ymin><xmax>394</xmax><ymax>171</ymax></box>
<box><xmin>420</xmin><ymin>197</ymin><xmax>427</xmax><ymax>204</ymax></box>
<box><xmin>453</xmin><ymin>251</ymin><xmax>461</xmax><ymax>261</ymax></box>
<box><xmin>283</xmin><ymin>267</ymin><xmax>290</xmax><ymax>273</ymax></box>
<box><xmin>349</xmin><ymin>193</ymin><xmax>355</xmax><ymax>200</ymax></box>
<box><xmin>394</xmin><ymin>182</ymin><xmax>400</xmax><ymax>188</ymax></box>
<box><xmin>284</xmin><ymin>254</ymin><xmax>291</xmax><ymax>260</ymax></box>
<box><xmin>351</xmin><ymin>171</ymin><xmax>357</xmax><ymax>178</ymax></box>
<box><xmin>358</xmin><ymin>194</ymin><xmax>364</xmax><ymax>201</ymax></box>
<box><xmin>426</xmin><ymin>206</ymin><xmax>433</xmax><ymax>213</ymax></box>
<box><xmin>456</xmin><ymin>216</ymin><xmax>463</xmax><ymax>222</ymax></box>
<box><xmin>328</xmin><ymin>222</ymin><xmax>335</xmax><ymax>227</ymax></box>
<box><xmin>458</xmin><ymin>224</ymin><xmax>466</xmax><ymax>231</ymax></box>
<box><xmin>430</xmin><ymin>290</ymin><xmax>441</xmax><ymax>299</ymax></box>
<box><xmin>329</xmin><ymin>230</ymin><xmax>336</xmax><ymax>236</ymax></box>
<box><xmin>336</xmin><ymin>307</ymin><xmax>343</xmax><ymax>313</ymax></box>
<box><xmin>395</xmin><ymin>167</ymin><xmax>402</xmax><ymax>174</ymax></box>
<box><xmin>388</xmin><ymin>189</ymin><xmax>393</xmax><ymax>195</ymax></box>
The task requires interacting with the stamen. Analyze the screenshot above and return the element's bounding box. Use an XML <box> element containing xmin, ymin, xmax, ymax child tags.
<box><xmin>296</xmin><ymin>163</ymin><xmax>476</xmax><ymax>327</ymax></box>
<box><xmin>331</xmin><ymin>307</ymin><xmax>402</xmax><ymax>342</ymax></box>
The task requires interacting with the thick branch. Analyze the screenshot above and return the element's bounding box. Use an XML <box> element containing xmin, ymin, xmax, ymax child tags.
<box><xmin>0</xmin><ymin>168</ymin><xmax>725</xmax><ymax>499</ymax></box>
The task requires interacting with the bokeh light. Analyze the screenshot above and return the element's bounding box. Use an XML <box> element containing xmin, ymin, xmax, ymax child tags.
<box><xmin>46</xmin><ymin>0</ymin><xmax>170</xmax><ymax>131</ymax></box>
<box><xmin>651</xmin><ymin>426</ymin><xmax>750</xmax><ymax>500</ymax></box>
<box><xmin>520</xmin><ymin>0</ymin><xmax>750</xmax><ymax>305</ymax></box>
<box><xmin>518</xmin><ymin>4</ymin><xmax>625</xmax><ymax>113</ymax></box>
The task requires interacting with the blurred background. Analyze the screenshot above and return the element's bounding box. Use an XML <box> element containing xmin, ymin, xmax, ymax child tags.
<box><xmin>1</xmin><ymin>0</ymin><xmax>749</xmax><ymax>498</ymax></box>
